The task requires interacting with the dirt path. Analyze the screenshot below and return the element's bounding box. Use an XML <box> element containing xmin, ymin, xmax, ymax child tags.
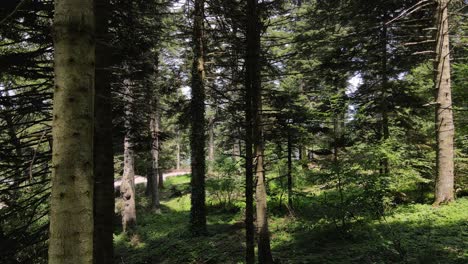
<box><xmin>114</xmin><ymin>169</ymin><xmax>190</xmax><ymax>189</ymax></box>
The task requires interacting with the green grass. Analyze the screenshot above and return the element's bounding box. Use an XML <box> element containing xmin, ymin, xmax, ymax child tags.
<box><xmin>114</xmin><ymin>175</ymin><xmax>468</xmax><ymax>264</ymax></box>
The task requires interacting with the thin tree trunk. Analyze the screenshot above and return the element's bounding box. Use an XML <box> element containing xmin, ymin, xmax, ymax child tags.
<box><xmin>189</xmin><ymin>0</ymin><xmax>207</xmax><ymax>235</ymax></box>
<box><xmin>208</xmin><ymin>117</ymin><xmax>215</xmax><ymax>163</ymax></box>
<box><xmin>149</xmin><ymin>91</ymin><xmax>161</xmax><ymax>213</ymax></box>
<box><xmin>433</xmin><ymin>0</ymin><xmax>455</xmax><ymax>205</ymax></box>
<box><xmin>176</xmin><ymin>130</ymin><xmax>181</xmax><ymax>170</ymax></box>
<box><xmin>287</xmin><ymin>130</ymin><xmax>293</xmax><ymax>209</ymax></box>
<box><xmin>48</xmin><ymin>0</ymin><xmax>95</xmax><ymax>262</ymax></box>
<box><xmin>93</xmin><ymin>0</ymin><xmax>114</xmax><ymax>261</ymax></box>
<box><xmin>121</xmin><ymin>83</ymin><xmax>137</xmax><ymax>232</ymax></box>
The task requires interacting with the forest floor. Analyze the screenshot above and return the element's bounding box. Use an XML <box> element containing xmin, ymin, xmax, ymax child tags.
<box><xmin>114</xmin><ymin>175</ymin><xmax>468</xmax><ymax>264</ymax></box>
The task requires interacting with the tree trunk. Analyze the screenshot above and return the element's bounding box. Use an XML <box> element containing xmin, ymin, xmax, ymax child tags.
<box><xmin>244</xmin><ymin>0</ymin><xmax>258</xmax><ymax>262</ymax></box>
<box><xmin>93</xmin><ymin>0</ymin><xmax>114</xmax><ymax>261</ymax></box>
<box><xmin>149</xmin><ymin>91</ymin><xmax>161</xmax><ymax>213</ymax></box>
<box><xmin>189</xmin><ymin>0</ymin><xmax>207</xmax><ymax>235</ymax></box>
<box><xmin>176</xmin><ymin>130</ymin><xmax>181</xmax><ymax>170</ymax></box>
<box><xmin>287</xmin><ymin>130</ymin><xmax>293</xmax><ymax>209</ymax></box>
<box><xmin>121</xmin><ymin>83</ymin><xmax>137</xmax><ymax>232</ymax></box>
<box><xmin>159</xmin><ymin>170</ymin><xmax>164</xmax><ymax>189</ymax></box>
<box><xmin>208</xmin><ymin>117</ymin><xmax>215</xmax><ymax>163</ymax></box>
<box><xmin>48</xmin><ymin>0</ymin><xmax>95</xmax><ymax>263</ymax></box>
<box><xmin>247</xmin><ymin>0</ymin><xmax>274</xmax><ymax>262</ymax></box>
<box><xmin>433</xmin><ymin>0</ymin><xmax>455</xmax><ymax>206</ymax></box>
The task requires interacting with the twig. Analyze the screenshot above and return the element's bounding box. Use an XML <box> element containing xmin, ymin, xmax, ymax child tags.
<box><xmin>29</xmin><ymin>130</ymin><xmax>47</xmax><ymax>182</ymax></box>
<box><xmin>0</xmin><ymin>0</ymin><xmax>29</xmax><ymax>25</ymax></box>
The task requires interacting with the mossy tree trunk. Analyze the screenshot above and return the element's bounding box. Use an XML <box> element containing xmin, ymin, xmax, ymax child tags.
<box><xmin>433</xmin><ymin>0</ymin><xmax>455</xmax><ymax>206</ymax></box>
<box><xmin>48</xmin><ymin>0</ymin><xmax>95</xmax><ymax>263</ymax></box>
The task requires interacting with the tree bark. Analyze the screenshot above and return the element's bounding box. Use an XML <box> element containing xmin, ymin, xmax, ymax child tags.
<box><xmin>48</xmin><ymin>0</ymin><xmax>95</xmax><ymax>263</ymax></box>
<box><xmin>287</xmin><ymin>130</ymin><xmax>293</xmax><ymax>209</ymax></box>
<box><xmin>121</xmin><ymin>83</ymin><xmax>137</xmax><ymax>232</ymax></box>
<box><xmin>433</xmin><ymin>0</ymin><xmax>455</xmax><ymax>206</ymax></box>
<box><xmin>149</xmin><ymin>89</ymin><xmax>161</xmax><ymax>213</ymax></box>
<box><xmin>208</xmin><ymin>116</ymin><xmax>215</xmax><ymax>163</ymax></box>
<box><xmin>176</xmin><ymin>130</ymin><xmax>181</xmax><ymax>170</ymax></box>
<box><xmin>246</xmin><ymin>0</ymin><xmax>274</xmax><ymax>262</ymax></box>
<box><xmin>189</xmin><ymin>0</ymin><xmax>207</xmax><ymax>235</ymax></box>
<box><xmin>93</xmin><ymin>0</ymin><xmax>114</xmax><ymax>261</ymax></box>
<box><xmin>244</xmin><ymin>0</ymin><xmax>257</xmax><ymax>262</ymax></box>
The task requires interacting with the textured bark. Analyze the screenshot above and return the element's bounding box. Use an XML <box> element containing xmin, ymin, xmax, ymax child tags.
<box><xmin>208</xmin><ymin>117</ymin><xmax>215</xmax><ymax>163</ymax></box>
<box><xmin>121</xmin><ymin>84</ymin><xmax>137</xmax><ymax>232</ymax></box>
<box><xmin>253</xmin><ymin>73</ymin><xmax>274</xmax><ymax>264</ymax></box>
<box><xmin>93</xmin><ymin>0</ymin><xmax>114</xmax><ymax>261</ymax></box>
<box><xmin>244</xmin><ymin>0</ymin><xmax>257</xmax><ymax>262</ymax></box>
<box><xmin>149</xmin><ymin>90</ymin><xmax>161</xmax><ymax>213</ymax></box>
<box><xmin>189</xmin><ymin>0</ymin><xmax>207</xmax><ymax>235</ymax></box>
<box><xmin>287</xmin><ymin>131</ymin><xmax>293</xmax><ymax>209</ymax></box>
<box><xmin>433</xmin><ymin>0</ymin><xmax>455</xmax><ymax>206</ymax></box>
<box><xmin>48</xmin><ymin>0</ymin><xmax>95</xmax><ymax>263</ymax></box>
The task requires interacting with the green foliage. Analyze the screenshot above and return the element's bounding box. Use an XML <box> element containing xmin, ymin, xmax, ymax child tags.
<box><xmin>115</xmin><ymin>175</ymin><xmax>468</xmax><ymax>264</ymax></box>
<box><xmin>206</xmin><ymin>156</ymin><xmax>243</xmax><ymax>208</ymax></box>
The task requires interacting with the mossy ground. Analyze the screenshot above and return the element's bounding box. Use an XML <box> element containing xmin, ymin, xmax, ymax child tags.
<box><xmin>114</xmin><ymin>175</ymin><xmax>468</xmax><ymax>264</ymax></box>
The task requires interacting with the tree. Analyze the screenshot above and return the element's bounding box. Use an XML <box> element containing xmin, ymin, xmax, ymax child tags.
<box><xmin>190</xmin><ymin>0</ymin><xmax>207</xmax><ymax>235</ymax></box>
<box><xmin>433</xmin><ymin>0</ymin><xmax>455</xmax><ymax>205</ymax></box>
<box><xmin>48</xmin><ymin>0</ymin><xmax>95</xmax><ymax>262</ymax></box>
<box><xmin>120</xmin><ymin>81</ymin><xmax>137</xmax><ymax>232</ymax></box>
<box><xmin>244</xmin><ymin>0</ymin><xmax>257</xmax><ymax>262</ymax></box>
<box><xmin>149</xmin><ymin>64</ymin><xmax>162</xmax><ymax>213</ymax></box>
<box><xmin>245</xmin><ymin>0</ymin><xmax>273</xmax><ymax>262</ymax></box>
<box><xmin>93</xmin><ymin>0</ymin><xmax>114</xmax><ymax>261</ymax></box>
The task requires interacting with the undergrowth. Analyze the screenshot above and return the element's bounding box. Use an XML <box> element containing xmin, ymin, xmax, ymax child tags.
<box><xmin>114</xmin><ymin>175</ymin><xmax>468</xmax><ymax>264</ymax></box>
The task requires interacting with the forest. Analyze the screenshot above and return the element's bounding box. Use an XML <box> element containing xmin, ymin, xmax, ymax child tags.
<box><xmin>0</xmin><ymin>0</ymin><xmax>467</xmax><ymax>263</ymax></box>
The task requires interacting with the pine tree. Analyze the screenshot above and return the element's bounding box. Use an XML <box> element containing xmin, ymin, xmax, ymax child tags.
<box><xmin>190</xmin><ymin>0</ymin><xmax>207</xmax><ymax>235</ymax></box>
<box><xmin>48</xmin><ymin>0</ymin><xmax>95</xmax><ymax>262</ymax></box>
<box><xmin>93</xmin><ymin>0</ymin><xmax>114</xmax><ymax>261</ymax></box>
<box><xmin>433</xmin><ymin>0</ymin><xmax>455</xmax><ymax>205</ymax></box>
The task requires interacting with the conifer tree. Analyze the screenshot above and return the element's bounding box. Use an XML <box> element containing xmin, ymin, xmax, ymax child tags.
<box><xmin>48</xmin><ymin>0</ymin><xmax>95</xmax><ymax>262</ymax></box>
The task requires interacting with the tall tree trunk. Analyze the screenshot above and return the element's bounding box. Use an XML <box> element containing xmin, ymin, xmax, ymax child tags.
<box><xmin>253</xmin><ymin>62</ymin><xmax>274</xmax><ymax>264</ymax></box>
<box><xmin>93</xmin><ymin>0</ymin><xmax>114</xmax><ymax>261</ymax></box>
<box><xmin>433</xmin><ymin>0</ymin><xmax>455</xmax><ymax>206</ymax></box>
<box><xmin>48</xmin><ymin>0</ymin><xmax>95</xmax><ymax>263</ymax></box>
<box><xmin>149</xmin><ymin>90</ymin><xmax>161</xmax><ymax>213</ymax></box>
<box><xmin>121</xmin><ymin>83</ymin><xmax>137</xmax><ymax>232</ymax></box>
<box><xmin>244</xmin><ymin>0</ymin><xmax>258</xmax><ymax>262</ymax></box>
<box><xmin>189</xmin><ymin>0</ymin><xmax>207</xmax><ymax>235</ymax></box>
<box><xmin>246</xmin><ymin>0</ymin><xmax>274</xmax><ymax>262</ymax></box>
